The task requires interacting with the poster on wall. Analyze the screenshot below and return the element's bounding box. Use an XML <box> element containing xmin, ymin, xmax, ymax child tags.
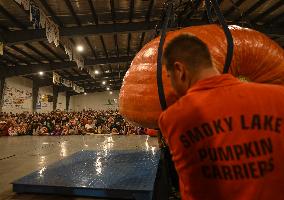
<box><xmin>105</xmin><ymin>99</ymin><xmax>118</xmax><ymax>105</ymax></box>
<box><xmin>36</xmin><ymin>102</ymin><xmax>41</xmax><ymax>109</ymax></box>
<box><xmin>39</xmin><ymin>95</ymin><xmax>48</xmax><ymax>108</ymax></box>
<box><xmin>37</xmin><ymin>93</ymin><xmax>53</xmax><ymax>112</ymax></box>
<box><xmin>41</xmin><ymin>103</ymin><xmax>48</xmax><ymax>108</ymax></box>
<box><xmin>3</xmin><ymin>86</ymin><xmax>32</xmax><ymax>111</ymax></box>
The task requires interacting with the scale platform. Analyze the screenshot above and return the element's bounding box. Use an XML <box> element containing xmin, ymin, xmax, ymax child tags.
<box><xmin>12</xmin><ymin>150</ymin><xmax>161</xmax><ymax>200</ymax></box>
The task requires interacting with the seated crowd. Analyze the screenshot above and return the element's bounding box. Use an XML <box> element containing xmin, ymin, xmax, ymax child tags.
<box><xmin>0</xmin><ymin>110</ymin><xmax>146</xmax><ymax>136</ymax></box>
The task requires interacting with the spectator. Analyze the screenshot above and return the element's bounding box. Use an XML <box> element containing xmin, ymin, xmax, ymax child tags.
<box><xmin>0</xmin><ymin>110</ymin><xmax>146</xmax><ymax>136</ymax></box>
<box><xmin>111</xmin><ymin>128</ymin><xmax>119</xmax><ymax>135</ymax></box>
<box><xmin>0</xmin><ymin>121</ymin><xmax>8</xmax><ymax>136</ymax></box>
<box><xmin>39</xmin><ymin>126</ymin><xmax>49</xmax><ymax>136</ymax></box>
<box><xmin>51</xmin><ymin>124</ymin><xmax>62</xmax><ymax>136</ymax></box>
<box><xmin>62</xmin><ymin>125</ymin><xmax>69</xmax><ymax>135</ymax></box>
<box><xmin>85</xmin><ymin>119</ymin><xmax>96</xmax><ymax>133</ymax></box>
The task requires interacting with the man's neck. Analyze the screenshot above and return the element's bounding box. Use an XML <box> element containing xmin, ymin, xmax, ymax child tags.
<box><xmin>189</xmin><ymin>67</ymin><xmax>220</xmax><ymax>87</ymax></box>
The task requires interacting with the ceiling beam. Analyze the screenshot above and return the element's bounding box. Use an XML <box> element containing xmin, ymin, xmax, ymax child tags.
<box><xmin>234</xmin><ymin>0</ymin><xmax>268</xmax><ymax>22</ymax></box>
<box><xmin>82</xmin><ymin>86</ymin><xmax>121</xmax><ymax>94</ymax></box>
<box><xmin>110</xmin><ymin>0</ymin><xmax>116</xmax><ymax>24</ymax></box>
<box><xmin>0</xmin><ymin>3</ymin><xmax>47</xmax><ymax>68</ymax></box>
<box><xmin>72</xmin><ymin>68</ymin><xmax>84</xmax><ymax>76</ymax></box>
<box><xmin>24</xmin><ymin>43</ymin><xmax>53</xmax><ymax>62</ymax></box>
<box><xmin>118</xmin><ymin>64</ymin><xmax>120</xmax><ymax>80</ymax></box>
<box><xmin>2</xmin><ymin>6</ymin><xmax>280</xmax><ymax>45</ymax></box>
<box><xmin>53</xmin><ymin>10</ymin><xmax>163</xmax><ymax>23</ymax></box>
<box><xmin>202</xmin><ymin>0</ymin><xmax>224</xmax><ymax>22</ymax></box>
<box><xmin>2</xmin><ymin>21</ymin><xmax>160</xmax><ymax>45</ymax></box>
<box><xmin>265</xmin><ymin>12</ymin><xmax>284</xmax><ymax>25</ymax></box>
<box><xmin>64</xmin><ymin>0</ymin><xmax>82</xmax><ymax>26</ymax></box>
<box><xmin>256</xmin><ymin>26</ymin><xmax>284</xmax><ymax>36</ymax></box>
<box><xmin>178</xmin><ymin>1</ymin><xmax>192</xmax><ymax>25</ymax></box>
<box><xmin>87</xmin><ymin>0</ymin><xmax>103</xmax><ymax>61</ymax></box>
<box><xmin>1</xmin><ymin>55</ymin><xmax>18</xmax><ymax>66</ymax></box>
<box><xmin>183</xmin><ymin>20</ymin><xmax>284</xmax><ymax>36</ymax></box>
<box><xmin>110</xmin><ymin>0</ymin><xmax>119</xmax><ymax>58</ymax></box>
<box><xmin>3</xmin><ymin>19</ymin><xmax>282</xmax><ymax>46</ymax></box>
<box><xmin>223</xmin><ymin>0</ymin><xmax>246</xmax><ymax>17</ymax></box>
<box><xmin>63</xmin><ymin>0</ymin><xmax>97</xmax><ymax>64</ymax></box>
<box><xmin>4</xmin><ymin>50</ymin><xmax>30</xmax><ymax>65</ymax></box>
<box><xmin>109</xmin><ymin>64</ymin><xmax>116</xmax><ymax>88</ymax></box>
<box><xmin>38</xmin><ymin>41</ymin><xmax>65</xmax><ymax>61</ymax></box>
<box><xmin>251</xmin><ymin>1</ymin><xmax>284</xmax><ymax>23</ymax></box>
<box><xmin>145</xmin><ymin>0</ymin><xmax>154</xmax><ymax>22</ymax></box>
<box><xmin>62</xmin><ymin>69</ymin><xmax>74</xmax><ymax>77</ymax></box>
<box><xmin>129</xmin><ymin>0</ymin><xmax>134</xmax><ymax>22</ymax></box>
<box><xmin>127</xmin><ymin>0</ymin><xmax>134</xmax><ymax>56</ymax></box>
<box><xmin>127</xmin><ymin>33</ymin><xmax>131</xmax><ymax>56</ymax></box>
<box><xmin>85</xmin><ymin>37</ymin><xmax>97</xmax><ymax>58</ymax></box>
<box><xmin>38</xmin><ymin>73</ymin><xmax>125</xmax><ymax>89</ymax></box>
<box><xmin>100</xmin><ymin>35</ymin><xmax>108</xmax><ymax>58</ymax></box>
<box><xmin>87</xmin><ymin>0</ymin><xmax>99</xmax><ymax>24</ymax></box>
<box><xmin>0</xmin><ymin>4</ymin><xmax>26</xmax><ymax>29</ymax></box>
<box><xmin>139</xmin><ymin>32</ymin><xmax>145</xmax><ymax>50</ymax></box>
<box><xmin>5</xmin><ymin>56</ymin><xmax>133</xmax><ymax>77</ymax></box>
<box><xmin>62</xmin><ymin>72</ymin><xmax>125</xmax><ymax>82</ymax></box>
<box><xmin>114</xmin><ymin>34</ymin><xmax>119</xmax><ymax>57</ymax></box>
<box><xmin>184</xmin><ymin>0</ymin><xmax>203</xmax><ymax>22</ymax></box>
<box><xmin>137</xmin><ymin>0</ymin><xmax>153</xmax><ymax>51</ymax></box>
<box><xmin>10</xmin><ymin>45</ymin><xmax>43</xmax><ymax>63</ymax></box>
<box><xmin>38</xmin><ymin>0</ymin><xmax>64</xmax><ymax>27</ymax></box>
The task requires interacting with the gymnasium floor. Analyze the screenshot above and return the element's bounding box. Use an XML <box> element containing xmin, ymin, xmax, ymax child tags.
<box><xmin>0</xmin><ymin>135</ymin><xmax>159</xmax><ymax>200</ymax></box>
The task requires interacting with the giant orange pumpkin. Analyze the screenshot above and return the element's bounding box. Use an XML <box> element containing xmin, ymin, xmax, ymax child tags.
<box><xmin>119</xmin><ymin>24</ymin><xmax>284</xmax><ymax>128</ymax></box>
<box><xmin>146</xmin><ymin>128</ymin><xmax>158</xmax><ymax>137</ymax></box>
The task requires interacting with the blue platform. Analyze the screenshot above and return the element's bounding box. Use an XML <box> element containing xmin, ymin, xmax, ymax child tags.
<box><xmin>13</xmin><ymin>150</ymin><xmax>161</xmax><ymax>200</ymax></box>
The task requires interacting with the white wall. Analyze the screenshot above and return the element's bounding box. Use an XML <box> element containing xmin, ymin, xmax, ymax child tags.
<box><xmin>57</xmin><ymin>92</ymin><xmax>66</xmax><ymax>111</ymax></box>
<box><xmin>69</xmin><ymin>94</ymin><xmax>74</xmax><ymax>111</ymax></box>
<box><xmin>2</xmin><ymin>77</ymin><xmax>33</xmax><ymax>113</ymax></box>
<box><xmin>70</xmin><ymin>90</ymin><xmax>119</xmax><ymax>111</ymax></box>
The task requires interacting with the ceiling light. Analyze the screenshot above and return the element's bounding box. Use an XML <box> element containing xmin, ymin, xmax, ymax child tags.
<box><xmin>106</xmin><ymin>87</ymin><xmax>110</xmax><ymax>91</ymax></box>
<box><xmin>38</xmin><ymin>71</ymin><xmax>44</xmax><ymax>76</ymax></box>
<box><xmin>84</xmin><ymin>92</ymin><xmax>87</xmax><ymax>95</ymax></box>
<box><xmin>76</xmin><ymin>45</ymin><xmax>84</xmax><ymax>52</ymax></box>
<box><xmin>94</xmin><ymin>70</ymin><xmax>99</xmax><ymax>74</ymax></box>
<box><xmin>110</xmin><ymin>91</ymin><xmax>113</xmax><ymax>95</ymax></box>
<box><xmin>102</xmin><ymin>81</ymin><xmax>106</xmax><ymax>85</ymax></box>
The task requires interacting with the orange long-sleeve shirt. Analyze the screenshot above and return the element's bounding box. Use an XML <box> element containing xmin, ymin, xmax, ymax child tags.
<box><xmin>159</xmin><ymin>74</ymin><xmax>284</xmax><ymax>200</ymax></box>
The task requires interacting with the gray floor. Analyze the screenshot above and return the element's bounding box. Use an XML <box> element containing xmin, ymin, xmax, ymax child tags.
<box><xmin>0</xmin><ymin>135</ymin><xmax>159</xmax><ymax>200</ymax></box>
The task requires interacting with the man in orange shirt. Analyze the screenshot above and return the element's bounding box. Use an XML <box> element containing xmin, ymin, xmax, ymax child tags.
<box><xmin>159</xmin><ymin>34</ymin><xmax>284</xmax><ymax>200</ymax></box>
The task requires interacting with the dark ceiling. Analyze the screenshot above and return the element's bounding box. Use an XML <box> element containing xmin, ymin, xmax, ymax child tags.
<box><xmin>0</xmin><ymin>0</ymin><xmax>283</xmax><ymax>95</ymax></box>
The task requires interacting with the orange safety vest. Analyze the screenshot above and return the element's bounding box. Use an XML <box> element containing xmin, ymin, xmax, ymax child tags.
<box><xmin>159</xmin><ymin>74</ymin><xmax>284</xmax><ymax>200</ymax></box>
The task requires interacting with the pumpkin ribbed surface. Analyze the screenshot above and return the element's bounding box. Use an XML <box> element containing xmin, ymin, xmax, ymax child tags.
<box><xmin>119</xmin><ymin>25</ymin><xmax>284</xmax><ymax>128</ymax></box>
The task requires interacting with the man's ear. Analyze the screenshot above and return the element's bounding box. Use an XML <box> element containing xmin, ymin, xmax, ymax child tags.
<box><xmin>173</xmin><ymin>61</ymin><xmax>186</xmax><ymax>81</ymax></box>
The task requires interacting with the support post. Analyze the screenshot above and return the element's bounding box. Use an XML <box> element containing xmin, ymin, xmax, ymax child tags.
<box><xmin>0</xmin><ymin>76</ymin><xmax>5</xmax><ymax>112</ymax></box>
<box><xmin>53</xmin><ymin>85</ymin><xmax>59</xmax><ymax>111</ymax></box>
<box><xmin>32</xmin><ymin>81</ymin><xmax>39</xmax><ymax>113</ymax></box>
<box><xmin>66</xmin><ymin>91</ymin><xmax>71</xmax><ymax>111</ymax></box>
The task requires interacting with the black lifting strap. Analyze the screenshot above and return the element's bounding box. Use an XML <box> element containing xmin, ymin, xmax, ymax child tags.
<box><xmin>156</xmin><ymin>5</ymin><xmax>179</xmax><ymax>190</ymax></box>
<box><xmin>157</xmin><ymin>3</ymin><xmax>172</xmax><ymax>111</ymax></box>
<box><xmin>206</xmin><ymin>0</ymin><xmax>234</xmax><ymax>74</ymax></box>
